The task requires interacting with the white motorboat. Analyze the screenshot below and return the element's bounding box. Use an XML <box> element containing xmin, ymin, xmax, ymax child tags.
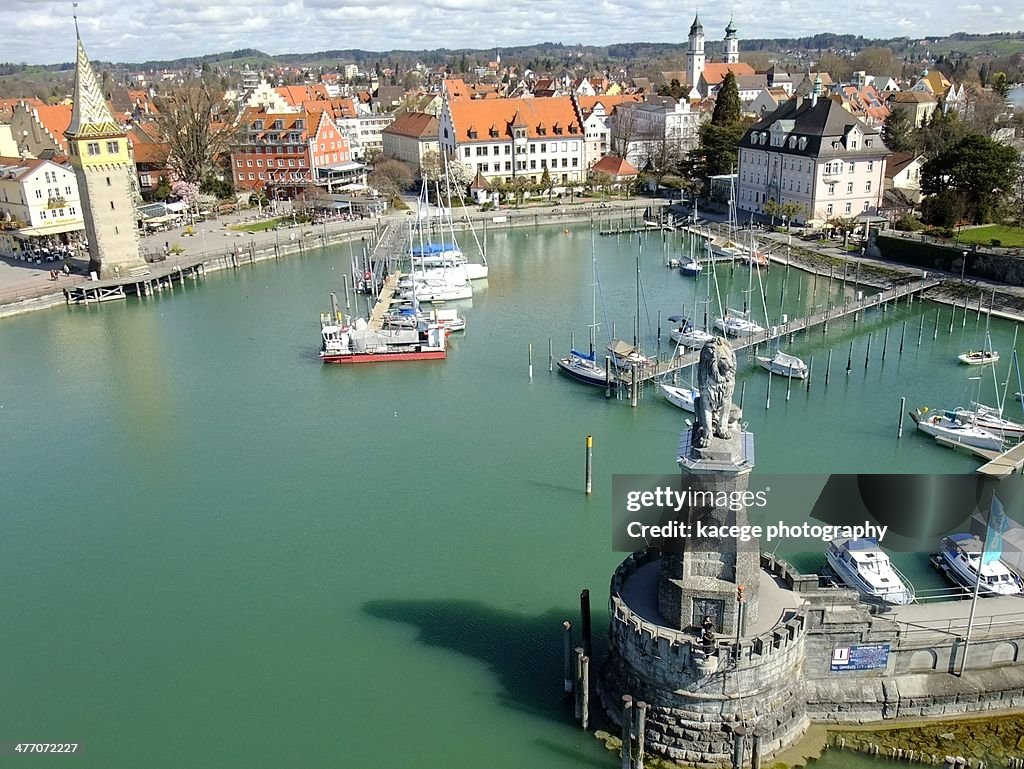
<box><xmin>932</xmin><ymin>533</ymin><xmax>1024</xmax><ymax>596</ymax></box>
<box><xmin>384</xmin><ymin>306</ymin><xmax>466</xmax><ymax>332</ymax></box>
<box><xmin>659</xmin><ymin>383</ymin><xmax>697</xmax><ymax>412</ymax></box>
<box><xmin>959</xmin><ymin>350</ymin><xmax>1000</xmax><ymax>365</ymax></box>
<box><xmin>756</xmin><ymin>350</ymin><xmax>808</xmax><ymax>379</ymax></box>
<box><xmin>679</xmin><ymin>255</ymin><xmax>702</xmax><ymax>276</ymax></box>
<box><xmin>909</xmin><ymin>407</ymin><xmax>1005</xmax><ymax>451</ymax></box>
<box><xmin>556</xmin><ymin>349</ymin><xmax>614</xmax><ymax>387</ymax></box>
<box><xmin>668</xmin><ymin>316</ymin><xmax>714</xmax><ymax>349</ymax></box>
<box><xmin>825</xmin><ymin>538</ymin><xmax>915</xmax><ymax>605</ymax></box>
<box><xmin>957</xmin><ymin>403</ymin><xmax>1024</xmax><ymax>439</ymax></box>
<box><xmin>714</xmin><ymin>309</ymin><xmax>765</xmax><ymax>337</ymax></box>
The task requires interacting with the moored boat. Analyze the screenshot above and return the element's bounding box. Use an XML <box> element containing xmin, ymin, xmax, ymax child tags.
<box><xmin>959</xmin><ymin>350</ymin><xmax>1000</xmax><ymax>365</ymax></box>
<box><xmin>714</xmin><ymin>308</ymin><xmax>765</xmax><ymax>337</ymax></box>
<box><xmin>756</xmin><ymin>350</ymin><xmax>808</xmax><ymax>379</ymax></box>
<box><xmin>958</xmin><ymin>403</ymin><xmax>1024</xmax><ymax>439</ymax></box>
<box><xmin>679</xmin><ymin>254</ymin><xmax>702</xmax><ymax>276</ymax></box>
<box><xmin>931</xmin><ymin>533</ymin><xmax>1024</xmax><ymax>596</ymax></box>
<box><xmin>659</xmin><ymin>383</ymin><xmax>697</xmax><ymax>412</ymax></box>
<box><xmin>825</xmin><ymin>538</ymin><xmax>915</xmax><ymax>605</ymax></box>
<box><xmin>909</xmin><ymin>407</ymin><xmax>1005</xmax><ymax>451</ymax></box>
<box><xmin>320</xmin><ymin>317</ymin><xmax>447</xmax><ymax>364</ymax></box>
<box><xmin>668</xmin><ymin>316</ymin><xmax>714</xmax><ymax>348</ymax></box>
<box><xmin>556</xmin><ymin>349</ymin><xmax>614</xmax><ymax>387</ymax></box>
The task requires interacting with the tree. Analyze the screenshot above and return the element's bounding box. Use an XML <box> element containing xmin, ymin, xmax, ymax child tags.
<box><xmin>828</xmin><ymin>216</ymin><xmax>858</xmax><ymax>250</ymax></box>
<box><xmin>540</xmin><ymin>167</ymin><xmax>555</xmax><ymax>201</ymax></box>
<box><xmin>368</xmin><ymin>158</ymin><xmax>414</xmax><ymax>200</ymax></box>
<box><xmin>154</xmin><ymin>78</ymin><xmax>236</xmax><ymax>186</ymax></box>
<box><xmin>763</xmin><ymin>197</ymin><xmax>780</xmax><ymax>226</ymax></box>
<box><xmin>917</xmin><ymin>108</ymin><xmax>966</xmax><ymax>158</ymax></box>
<box><xmin>153</xmin><ymin>176</ymin><xmax>172</xmax><ymax>201</ymax></box>
<box><xmin>881</xmin><ymin>109</ymin><xmax>915</xmax><ymax>153</ymax></box>
<box><xmin>711</xmin><ymin>72</ymin><xmax>741</xmax><ymax>126</ymax></box>
<box><xmin>641</xmin><ymin>137</ymin><xmax>685</xmax><ymax>190</ymax></box>
<box><xmin>656</xmin><ymin>78</ymin><xmax>686</xmax><ymax>100</ymax></box>
<box><xmin>850</xmin><ymin>47</ymin><xmax>903</xmax><ymax>79</ymax></box>
<box><xmin>991</xmin><ymin>72</ymin><xmax>1011</xmax><ymax>100</ymax></box>
<box><xmin>780</xmin><ymin>201</ymin><xmax>803</xmax><ymax>229</ymax></box>
<box><xmin>920</xmin><ymin>190</ymin><xmax>967</xmax><ymax>228</ymax></box>
<box><xmin>921</xmin><ymin>134</ymin><xmax>1020</xmax><ymax>223</ymax></box>
<box><xmin>610</xmin><ymin>104</ymin><xmax>641</xmax><ymax>159</ymax></box>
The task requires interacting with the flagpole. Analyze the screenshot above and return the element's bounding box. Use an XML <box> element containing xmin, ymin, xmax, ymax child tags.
<box><xmin>958</xmin><ymin>494</ymin><xmax>996</xmax><ymax>677</ymax></box>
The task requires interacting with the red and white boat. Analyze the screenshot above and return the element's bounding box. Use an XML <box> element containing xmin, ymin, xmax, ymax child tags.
<box><xmin>320</xmin><ymin>316</ymin><xmax>446</xmax><ymax>364</ymax></box>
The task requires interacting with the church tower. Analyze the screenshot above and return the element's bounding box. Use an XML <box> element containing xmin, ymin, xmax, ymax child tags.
<box><xmin>64</xmin><ymin>21</ymin><xmax>145</xmax><ymax>279</ymax></box>
<box><xmin>724</xmin><ymin>16</ymin><xmax>739</xmax><ymax>64</ymax></box>
<box><xmin>686</xmin><ymin>13</ymin><xmax>705</xmax><ymax>91</ymax></box>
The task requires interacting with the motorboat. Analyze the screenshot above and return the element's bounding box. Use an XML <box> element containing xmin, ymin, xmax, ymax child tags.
<box><xmin>714</xmin><ymin>309</ymin><xmax>765</xmax><ymax>337</ymax></box>
<box><xmin>825</xmin><ymin>538</ymin><xmax>915</xmax><ymax>605</ymax></box>
<box><xmin>659</xmin><ymin>383</ymin><xmax>697</xmax><ymax>412</ymax></box>
<box><xmin>556</xmin><ymin>349</ymin><xmax>614</xmax><ymax>387</ymax></box>
<box><xmin>319</xmin><ymin>316</ymin><xmax>446</xmax><ymax>364</ymax></box>
<box><xmin>398</xmin><ymin>280</ymin><xmax>473</xmax><ymax>303</ymax></box>
<box><xmin>959</xmin><ymin>350</ymin><xmax>1000</xmax><ymax>365</ymax></box>
<box><xmin>668</xmin><ymin>316</ymin><xmax>714</xmax><ymax>349</ymax></box>
<box><xmin>756</xmin><ymin>350</ymin><xmax>808</xmax><ymax>379</ymax></box>
<box><xmin>608</xmin><ymin>339</ymin><xmax>656</xmax><ymax>371</ymax></box>
<box><xmin>383</xmin><ymin>307</ymin><xmax>466</xmax><ymax>332</ymax></box>
<box><xmin>909</xmin><ymin>407</ymin><xmax>1005</xmax><ymax>451</ymax></box>
<box><xmin>679</xmin><ymin>254</ymin><xmax>702</xmax><ymax>277</ymax></box>
<box><xmin>931</xmin><ymin>533</ymin><xmax>1024</xmax><ymax>596</ymax></box>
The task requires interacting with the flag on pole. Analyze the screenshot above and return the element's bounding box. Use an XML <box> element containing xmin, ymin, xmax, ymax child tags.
<box><xmin>982</xmin><ymin>494</ymin><xmax>1009</xmax><ymax>565</ymax></box>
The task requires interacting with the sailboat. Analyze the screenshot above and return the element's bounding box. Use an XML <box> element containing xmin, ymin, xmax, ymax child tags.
<box><xmin>557</xmin><ymin>241</ymin><xmax>617</xmax><ymax>388</ymax></box>
<box><xmin>678</xmin><ymin>233</ymin><xmax>702</xmax><ymax>276</ymax></box>
<box><xmin>608</xmin><ymin>238</ymin><xmax>657</xmax><ymax>374</ymax></box>
<box><xmin>714</xmin><ymin>231</ymin><xmax>766</xmax><ymax>337</ymax></box>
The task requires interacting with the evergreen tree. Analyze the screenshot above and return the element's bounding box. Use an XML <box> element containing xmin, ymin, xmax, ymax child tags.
<box><xmin>711</xmin><ymin>72</ymin><xmax>741</xmax><ymax>126</ymax></box>
<box><xmin>921</xmin><ymin>134</ymin><xmax>1020</xmax><ymax>223</ymax></box>
<box><xmin>881</xmin><ymin>109</ymin><xmax>915</xmax><ymax>153</ymax></box>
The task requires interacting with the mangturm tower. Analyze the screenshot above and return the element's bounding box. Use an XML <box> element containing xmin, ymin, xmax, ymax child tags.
<box><xmin>64</xmin><ymin>20</ymin><xmax>145</xmax><ymax>279</ymax></box>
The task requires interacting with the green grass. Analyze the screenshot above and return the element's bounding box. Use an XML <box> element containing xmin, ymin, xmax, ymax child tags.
<box><xmin>956</xmin><ymin>225</ymin><xmax>1024</xmax><ymax>248</ymax></box>
<box><xmin>229</xmin><ymin>217</ymin><xmax>285</xmax><ymax>232</ymax></box>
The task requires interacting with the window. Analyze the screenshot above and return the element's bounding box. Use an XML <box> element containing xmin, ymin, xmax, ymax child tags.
<box><xmin>867</xmin><ymin>160</ymin><xmax>874</xmax><ymax>172</ymax></box>
<box><xmin>828</xmin><ymin>183</ymin><xmax>835</xmax><ymax>196</ymax></box>
<box><xmin>529</xmin><ymin>144</ymin><xmax>536</xmax><ymax>153</ymax></box>
<box><xmin>540</xmin><ymin>143</ymin><xmax>546</xmax><ymax>153</ymax></box>
<box><xmin>844</xmin><ymin>202</ymin><xmax>852</xmax><ymax>214</ymax></box>
<box><xmin>69</xmin><ymin>206</ymin><xmax>75</xmax><ymax>215</ymax></box>
<box><xmin>846</xmin><ymin>182</ymin><xmax>853</xmax><ymax>194</ymax></box>
<box><xmin>106</xmin><ymin>177</ymin><xmax>111</xmax><ymax>186</ymax></box>
<box><xmin>464</xmin><ymin>148</ymin><xmax>471</xmax><ymax>158</ymax></box>
<box><xmin>504</xmin><ymin>145</ymin><xmax>511</xmax><ymax>155</ymax></box>
<box><xmin>35</xmin><ymin>189</ymin><xmax>42</xmax><ymax>199</ymax></box>
<box><xmin>258</xmin><ymin>173</ymin><xmax>264</xmax><ymax>180</ymax></box>
<box><xmin>238</xmin><ymin>173</ymin><xmax>245</xmax><ymax>181</ymax></box>
<box><xmin>571</xmin><ymin>158</ymin><xmax>577</xmax><ymax>167</ymax></box>
<box><xmin>826</xmin><ymin>203</ymin><xmax>833</xmax><ymax>215</ymax></box>
<box><xmin>481</xmin><ymin>163</ymin><xmax>489</xmax><ymax>172</ymax></box>
<box><xmin>248</xmin><ymin>173</ymin><xmax>255</xmax><ymax>180</ymax></box>
<box><xmin>247</xmin><ymin>160</ymin><xmax>253</xmax><ymax>167</ymax></box>
<box><xmin>87</xmin><ymin>142</ymin><xmax>100</xmax><ymax>155</ymax></box>
<box><xmin>106</xmin><ymin>141</ymin><xmax>119</xmax><ymax>154</ymax></box>
<box><xmin>40</xmin><ymin>210</ymin><xmax>47</xmax><ymax>219</ymax></box>
<box><xmin>865</xmin><ymin>181</ymin><xmax>872</xmax><ymax>193</ymax></box>
<box><xmin>65</xmin><ymin>186</ymin><xmax>72</xmax><ymax>195</ymax></box>
<box><xmin>236</xmin><ymin>160</ymin><xmax>243</xmax><ymax>167</ymax></box>
<box><xmin>257</xmin><ymin>160</ymin><xmax>263</xmax><ymax>167</ymax></box>
<box><xmin>863</xmin><ymin>201</ymin><xmax>870</xmax><ymax>211</ymax></box>
<box><xmin>504</xmin><ymin>162</ymin><xmax>511</xmax><ymax>171</ymax></box>
<box><xmin>530</xmin><ymin>160</ymin><xmax>536</xmax><ymax>170</ymax></box>
<box><xmin>847</xmin><ymin>162</ymin><xmax>855</xmax><ymax>173</ymax></box>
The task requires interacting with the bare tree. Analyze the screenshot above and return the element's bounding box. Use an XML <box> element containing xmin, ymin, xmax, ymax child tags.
<box><xmin>610</xmin><ymin>104</ymin><xmax>641</xmax><ymax>159</ymax></box>
<box><xmin>369</xmin><ymin>158</ymin><xmax>414</xmax><ymax>200</ymax></box>
<box><xmin>154</xmin><ymin>77</ymin><xmax>237</xmax><ymax>186</ymax></box>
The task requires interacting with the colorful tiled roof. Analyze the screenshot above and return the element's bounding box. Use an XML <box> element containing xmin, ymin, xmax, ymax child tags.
<box><xmin>448</xmin><ymin>97</ymin><xmax>582</xmax><ymax>142</ymax></box>
<box><xmin>66</xmin><ymin>34</ymin><xmax>123</xmax><ymax>139</ymax></box>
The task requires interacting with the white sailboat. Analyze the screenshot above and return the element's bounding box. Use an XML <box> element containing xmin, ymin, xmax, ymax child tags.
<box><xmin>714</xmin><ymin>309</ymin><xmax>764</xmax><ymax>337</ymax></box>
<box><xmin>659</xmin><ymin>382</ymin><xmax>698</xmax><ymax>412</ymax></box>
<box><xmin>557</xmin><ymin>239</ymin><xmax>616</xmax><ymax>388</ymax></box>
<box><xmin>909</xmin><ymin>407</ymin><xmax>1005</xmax><ymax>451</ymax></box>
<box><xmin>756</xmin><ymin>349</ymin><xmax>808</xmax><ymax>379</ymax></box>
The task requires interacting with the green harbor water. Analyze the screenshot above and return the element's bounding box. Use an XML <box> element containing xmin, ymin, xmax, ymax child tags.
<box><xmin>0</xmin><ymin>223</ymin><xmax>1017</xmax><ymax>768</ymax></box>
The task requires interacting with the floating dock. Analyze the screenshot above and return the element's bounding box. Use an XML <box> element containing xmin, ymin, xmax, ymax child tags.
<box><xmin>367</xmin><ymin>273</ymin><xmax>401</xmax><ymax>331</ymax></box>
<box><xmin>977</xmin><ymin>440</ymin><xmax>1024</xmax><ymax>477</ymax></box>
<box><xmin>63</xmin><ymin>262</ymin><xmax>205</xmax><ymax>304</ymax></box>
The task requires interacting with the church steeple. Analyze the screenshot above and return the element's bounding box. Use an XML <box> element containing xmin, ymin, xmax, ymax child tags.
<box><xmin>66</xmin><ymin>26</ymin><xmax>123</xmax><ymax>140</ymax></box>
<box><xmin>723</xmin><ymin>15</ymin><xmax>739</xmax><ymax>64</ymax></box>
<box><xmin>687</xmin><ymin>11</ymin><xmax>706</xmax><ymax>92</ymax></box>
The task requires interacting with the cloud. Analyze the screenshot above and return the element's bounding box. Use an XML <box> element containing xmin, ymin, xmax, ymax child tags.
<box><xmin>0</xmin><ymin>0</ymin><xmax>1020</xmax><ymax>64</ymax></box>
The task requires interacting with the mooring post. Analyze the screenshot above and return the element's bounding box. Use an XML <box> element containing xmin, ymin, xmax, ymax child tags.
<box><xmin>571</xmin><ymin>331</ymin><xmax>575</xmax><ymax>352</ymax></box>
<box><xmin>605</xmin><ymin>356</ymin><xmax>612</xmax><ymax>398</ymax></box>
<box><xmin>563</xmin><ymin>621</ymin><xmax>574</xmax><ymax>696</ymax></box>
<box><xmin>847</xmin><ymin>341</ymin><xmax>854</xmax><ymax>374</ymax></box>
<box><xmin>806</xmin><ymin>356</ymin><xmax>813</xmax><ymax>391</ymax></box>
<box><xmin>936</xmin><ymin>307</ymin><xmax>942</xmax><ymax>339</ymax></box>
<box><xmin>621</xmin><ymin>696</ymin><xmax>634</xmax><ymax>769</ymax></box>
<box><xmin>786</xmin><ymin>369</ymin><xmax>792</xmax><ymax>401</ymax></box>
<box><xmin>766</xmin><ymin>369</ymin><xmax>772</xmax><ymax>410</ymax></box>
<box><xmin>918</xmin><ymin>315</ymin><xmax>924</xmax><ymax>346</ymax></box>
<box><xmin>580</xmin><ymin>589</ymin><xmax>592</xmax><ymax>658</ymax></box>
<box><xmin>825</xmin><ymin>348</ymin><xmax>832</xmax><ymax>385</ymax></box>
<box><xmin>949</xmin><ymin>302</ymin><xmax>956</xmax><ymax>334</ymax></box>
<box><xmin>751</xmin><ymin>733</ymin><xmax>763</xmax><ymax>769</ymax></box>
<box><xmin>630</xmin><ymin>366</ymin><xmax>638</xmax><ymax>408</ymax></box>
<box><xmin>899</xmin><ymin>396</ymin><xmax>906</xmax><ymax>438</ymax></box>
<box><xmin>900</xmin><ymin>321</ymin><xmax>906</xmax><ymax>355</ymax></box>
<box><xmin>343</xmin><ymin>274</ymin><xmax>350</xmax><ymax>308</ymax></box>
<box><xmin>585</xmin><ymin>435</ymin><xmax>593</xmax><ymax>495</ymax></box>
<box><xmin>635</xmin><ymin>701</ymin><xmax>648</xmax><ymax>769</ymax></box>
<box><xmin>573</xmin><ymin>648</ymin><xmax>584</xmax><ymax>722</ymax></box>
<box><xmin>882</xmin><ymin>327</ymin><xmax>889</xmax><ymax>362</ymax></box>
<box><xmin>549</xmin><ymin>338</ymin><xmax>553</xmax><ymax>372</ymax></box>
<box><xmin>733</xmin><ymin>726</ymin><xmax>748</xmax><ymax>769</ymax></box>
<box><xmin>330</xmin><ymin>291</ymin><xmax>339</xmax><ymax>323</ymax></box>
<box><xmin>580</xmin><ymin>656</ymin><xmax>590</xmax><ymax>729</ymax></box>
<box><xmin>529</xmin><ymin>343</ymin><xmax>533</xmax><ymax>379</ymax></box>
<box><xmin>738</xmin><ymin>380</ymin><xmax>746</xmax><ymax>411</ymax></box>
<box><xmin>657</xmin><ymin>309</ymin><xmax>662</xmax><ymax>346</ymax></box>
<box><xmin>865</xmin><ymin>334</ymin><xmax>872</xmax><ymax>368</ymax></box>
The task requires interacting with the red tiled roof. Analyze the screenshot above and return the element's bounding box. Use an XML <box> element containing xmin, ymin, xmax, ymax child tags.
<box><xmin>576</xmin><ymin>94</ymin><xmax>642</xmax><ymax>117</ymax></box>
<box><xmin>448</xmin><ymin>97</ymin><xmax>582</xmax><ymax>142</ymax></box>
<box><xmin>591</xmin><ymin>154</ymin><xmax>638</xmax><ymax>177</ymax></box>
<box><xmin>32</xmin><ymin>103</ymin><xmax>73</xmax><ymax>151</ymax></box>
<box><xmin>383</xmin><ymin>111</ymin><xmax>439</xmax><ymax>140</ymax></box>
<box><xmin>702</xmin><ymin>63</ymin><xmax>755</xmax><ymax>86</ymax></box>
<box><xmin>275</xmin><ymin>84</ymin><xmax>329</xmax><ymax>106</ymax></box>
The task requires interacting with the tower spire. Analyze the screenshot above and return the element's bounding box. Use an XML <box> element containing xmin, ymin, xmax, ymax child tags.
<box><xmin>66</xmin><ymin>22</ymin><xmax>122</xmax><ymax>140</ymax></box>
<box><xmin>72</xmin><ymin>2</ymin><xmax>80</xmax><ymax>39</ymax></box>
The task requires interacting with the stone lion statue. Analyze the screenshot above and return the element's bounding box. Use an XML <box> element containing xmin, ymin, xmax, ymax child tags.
<box><xmin>694</xmin><ymin>337</ymin><xmax>737</xmax><ymax>448</ymax></box>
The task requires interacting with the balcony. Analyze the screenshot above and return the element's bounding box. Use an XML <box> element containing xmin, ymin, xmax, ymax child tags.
<box><xmin>46</xmin><ymin>196</ymin><xmax>66</xmax><ymax>209</ymax></box>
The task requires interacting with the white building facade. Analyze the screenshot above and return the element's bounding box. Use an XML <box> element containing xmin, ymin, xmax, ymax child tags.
<box><xmin>0</xmin><ymin>157</ymin><xmax>84</xmax><ymax>256</ymax></box>
<box><xmin>736</xmin><ymin>93</ymin><xmax>890</xmax><ymax>225</ymax></box>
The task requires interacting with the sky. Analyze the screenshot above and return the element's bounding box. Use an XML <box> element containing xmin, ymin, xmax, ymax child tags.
<box><xmin>1</xmin><ymin>0</ymin><xmax>1022</xmax><ymax>65</ymax></box>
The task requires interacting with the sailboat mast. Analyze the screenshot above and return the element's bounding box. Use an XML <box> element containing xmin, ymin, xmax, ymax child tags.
<box><xmin>590</xmin><ymin>230</ymin><xmax>598</xmax><ymax>358</ymax></box>
<box><xmin>634</xmin><ymin>237</ymin><xmax>641</xmax><ymax>347</ymax></box>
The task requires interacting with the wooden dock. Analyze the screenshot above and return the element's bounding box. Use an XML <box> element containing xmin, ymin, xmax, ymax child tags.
<box><xmin>367</xmin><ymin>273</ymin><xmax>401</xmax><ymax>330</ymax></box>
<box><xmin>977</xmin><ymin>441</ymin><xmax>1024</xmax><ymax>478</ymax></box>
<box><xmin>64</xmin><ymin>262</ymin><xmax>205</xmax><ymax>304</ymax></box>
<box><xmin>610</xmin><ymin>277</ymin><xmax>941</xmax><ymax>389</ymax></box>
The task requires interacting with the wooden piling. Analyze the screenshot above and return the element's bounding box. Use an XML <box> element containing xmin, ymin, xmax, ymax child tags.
<box><xmin>580</xmin><ymin>589</ymin><xmax>592</xmax><ymax>658</ymax></box>
<box><xmin>563</xmin><ymin>621</ymin><xmax>573</xmax><ymax>696</ymax></box>
<box><xmin>786</xmin><ymin>369</ymin><xmax>792</xmax><ymax>401</ymax></box>
<box><xmin>936</xmin><ymin>308</ymin><xmax>941</xmax><ymax>339</ymax></box>
<box><xmin>900</xmin><ymin>321</ymin><xmax>906</xmax><ymax>354</ymax></box>
<box><xmin>882</xmin><ymin>327</ymin><xmax>889</xmax><ymax>361</ymax></box>
<box><xmin>751</xmin><ymin>733</ymin><xmax>763</xmax><ymax>769</ymax></box>
<box><xmin>865</xmin><ymin>334</ymin><xmax>872</xmax><ymax>368</ymax></box>
<box><xmin>549</xmin><ymin>338</ymin><xmax>553</xmax><ymax>372</ymax></box>
<box><xmin>529</xmin><ymin>343</ymin><xmax>533</xmax><ymax>379</ymax></box>
<box><xmin>585</xmin><ymin>435</ymin><xmax>593</xmax><ymax>495</ymax></box>
<box><xmin>739</xmin><ymin>381</ymin><xmax>746</xmax><ymax>411</ymax></box>
<box><xmin>766</xmin><ymin>369</ymin><xmax>772</xmax><ymax>410</ymax></box>
<box><xmin>343</xmin><ymin>274</ymin><xmax>350</xmax><ymax>308</ymax></box>
<box><xmin>806</xmin><ymin>356</ymin><xmax>813</xmax><ymax>391</ymax></box>
<box><xmin>605</xmin><ymin>356</ymin><xmax>612</xmax><ymax>399</ymax></box>
<box><xmin>899</xmin><ymin>396</ymin><xmax>906</xmax><ymax>438</ymax></box>
<box><xmin>580</xmin><ymin>656</ymin><xmax>590</xmax><ymax>730</ymax></box>
<box><xmin>733</xmin><ymin>726</ymin><xmax>747</xmax><ymax>769</ymax></box>
<box><xmin>919</xmin><ymin>315</ymin><xmax>924</xmax><ymax>346</ymax></box>
<box><xmin>847</xmin><ymin>341</ymin><xmax>853</xmax><ymax>374</ymax></box>
<box><xmin>826</xmin><ymin>348</ymin><xmax>832</xmax><ymax>385</ymax></box>
<box><xmin>622</xmin><ymin>696</ymin><xmax>634</xmax><ymax>769</ymax></box>
<box><xmin>630</xmin><ymin>366</ymin><xmax>638</xmax><ymax>407</ymax></box>
<box><xmin>635</xmin><ymin>701</ymin><xmax>647</xmax><ymax>769</ymax></box>
<box><xmin>573</xmin><ymin>648</ymin><xmax>583</xmax><ymax>722</ymax></box>
<box><xmin>950</xmin><ymin>302</ymin><xmax>956</xmax><ymax>334</ymax></box>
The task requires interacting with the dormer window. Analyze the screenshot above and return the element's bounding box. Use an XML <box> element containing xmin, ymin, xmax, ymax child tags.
<box><xmin>253</xmin><ymin>120</ymin><xmax>264</xmax><ymax>130</ymax></box>
<box><xmin>865</xmin><ymin>138</ymin><xmax>873</xmax><ymax>147</ymax></box>
<box><xmin>273</xmin><ymin>119</ymin><xmax>284</xmax><ymax>130</ymax></box>
<box><xmin>569</xmin><ymin>125</ymin><xmax>578</xmax><ymax>134</ymax></box>
<box><xmin>554</xmin><ymin>122</ymin><xmax>563</xmax><ymax>135</ymax></box>
<box><xmin>295</xmin><ymin>119</ymin><xmax>305</xmax><ymax>130</ymax></box>
<box><xmin>798</xmin><ymin>137</ymin><xmax>807</xmax><ymax>150</ymax></box>
<box><xmin>789</xmin><ymin>136</ymin><xmax>797</xmax><ymax>148</ymax></box>
<box><xmin>468</xmin><ymin>126</ymin><xmax>478</xmax><ymax>139</ymax></box>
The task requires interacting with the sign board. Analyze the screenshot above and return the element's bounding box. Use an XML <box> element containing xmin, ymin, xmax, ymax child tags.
<box><xmin>492</xmin><ymin>216</ymin><xmax>507</xmax><ymax>223</ymax></box>
<box><xmin>830</xmin><ymin>643</ymin><xmax>890</xmax><ymax>672</ymax></box>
